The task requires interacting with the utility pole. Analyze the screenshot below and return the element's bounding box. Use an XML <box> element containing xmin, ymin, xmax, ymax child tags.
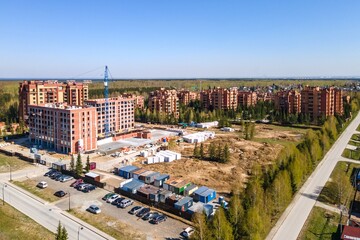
<box><xmin>9</xmin><ymin>165</ymin><xmax>12</xmax><ymax>181</ymax></box>
<box><xmin>68</xmin><ymin>192</ymin><xmax>71</xmax><ymax>211</ymax></box>
<box><xmin>2</xmin><ymin>184</ymin><xmax>7</xmax><ymax>205</ymax></box>
<box><xmin>78</xmin><ymin>226</ymin><xmax>83</xmax><ymax>240</ymax></box>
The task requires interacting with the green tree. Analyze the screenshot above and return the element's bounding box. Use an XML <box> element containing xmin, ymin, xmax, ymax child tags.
<box><xmin>70</xmin><ymin>155</ymin><xmax>75</xmax><ymax>173</ymax></box>
<box><xmin>199</xmin><ymin>143</ymin><xmax>205</xmax><ymax>159</ymax></box>
<box><xmin>61</xmin><ymin>226</ymin><xmax>68</xmax><ymax>240</ymax></box>
<box><xmin>211</xmin><ymin>207</ymin><xmax>234</xmax><ymax>240</ymax></box>
<box><xmin>221</xmin><ymin>144</ymin><xmax>230</xmax><ymax>163</ymax></box>
<box><xmin>56</xmin><ymin>221</ymin><xmax>63</xmax><ymax>240</ymax></box>
<box><xmin>228</xmin><ymin>194</ymin><xmax>244</xmax><ymax>239</ymax></box>
<box><xmin>75</xmin><ymin>154</ymin><xmax>83</xmax><ymax>176</ymax></box>
<box><xmin>193</xmin><ymin>142</ymin><xmax>200</xmax><ymax>158</ymax></box>
<box><xmin>216</xmin><ymin>144</ymin><xmax>222</xmax><ymax>162</ymax></box>
<box><xmin>191</xmin><ymin>212</ymin><xmax>209</xmax><ymax>240</ymax></box>
<box><xmin>85</xmin><ymin>155</ymin><xmax>90</xmax><ymax>173</ymax></box>
<box><xmin>208</xmin><ymin>142</ymin><xmax>216</xmax><ymax>161</ymax></box>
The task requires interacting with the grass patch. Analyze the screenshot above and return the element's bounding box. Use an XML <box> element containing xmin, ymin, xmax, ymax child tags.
<box><xmin>298</xmin><ymin>206</ymin><xmax>341</xmax><ymax>240</ymax></box>
<box><xmin>253</xmin><ymin>137</ymin><xmax>297</xmax><ymax>148</ymax></box>
<box><xmin>351</xmin><ymin>134</ymin><xmax>360</xmax><ymax>141</ymax></box>
<box><xmin>69</xmin><ymin>208</ymin><xmax>146</xmax><ymax>240</ymax></box>
<box><xmin>348</xmin><ymin>140</ymin><xmax>360</xmax><ymax>147</ymax></box>
<box><xmin>342</xmin><ymin>148</ymin><xmax>360</xmax><ymax>160</ymax></box>
<box><xmin>0</xmin><ymin>203</ymin><xmax>54</xmax><ymax>239</ymax></box>
<box><xmin>0</xmin><ymin>153</ymin><xmax>32</xmax><ymax>173</ymax></box>
<box><xmin>12</xmin><ymin>179</ymin><xmax>59</xmax><ymax>202</ymax></box>
<box><xmin>318</xmin><ymin>161</ymin><xmax>359</xmax><ymax>207</ymax></box>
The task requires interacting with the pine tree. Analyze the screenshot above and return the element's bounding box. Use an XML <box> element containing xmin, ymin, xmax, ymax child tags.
<box><xmin>56</xmin><ymin>221</ymin><xmax>63</xmax><ymax>240</ymax></box>
<box><xmin>216</xmin><ymin>144</ymin><xmax>222</xmax><ymax>162</ymax></box>
<box><xmin>61</xmin><ymin>226</ymin><xmax>68</xmax><ymax>240</ymax></box>
<box><xmin>208</xmin><ymin>143</ymin><xmax>216</xmax><ymax>161</ymax></box>
<box><xmin>70</xmin><ymin>155</ymin><xmax>75</xmax><ymax>173</ymax></box>
<box><xmin>228</xmin><ymin>194</ymin><xmax>244</xmax><ymax>239</ymax></box>
<box><xmin>85</xmin><ymin>155</ymin><xmax>90</xmax><ymax>173</ymax></box>
<box><xmin>193</xmin><ymin>142</ymin><xmax>200</xmax><ymax>158</ymax></box>
<box><xmin>75</xmin><ymin>154</ymin><xmax>83</xmax><ymax>176</ymax></box>
<box><xmin>222</xmin><ymin>144</ymin><xmax>230</xmax><ymax>163</ymax></box>
<box><xmin>200</xmin><ymin>143</ymin><xmax>205</xmax><ymax>159</ymax></box>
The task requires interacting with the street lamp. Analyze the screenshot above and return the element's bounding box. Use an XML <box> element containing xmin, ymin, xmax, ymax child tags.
<box><xmin>77</xmin><ymin>225</ymin><xmax>83</xmax><ymax>240</ymax></box>
<box><xmin>68</xmin><ymin>192</ymin><xmax>71</xmax><ymax>211</ymax></box>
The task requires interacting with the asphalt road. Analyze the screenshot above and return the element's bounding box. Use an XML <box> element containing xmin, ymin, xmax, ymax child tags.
<box><xmin>267</xmin><ymin>113</ymin><xmax>360</xmax><ymax>240</ymax></box>
<box><xmin>0</xmin><ymin>169</ymin><xmax>115</xmax><ymax>240</ymax></box>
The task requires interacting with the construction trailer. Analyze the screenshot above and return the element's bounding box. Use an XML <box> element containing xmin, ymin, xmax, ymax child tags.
<box><xmin>193</xmin><ymin>186</ymin><xmax>216</xmax><ymax>203</ymax></box>
<box><xmin>163</xmin><ymin>178</ymin><xmax>192</xmax><ymax>195</ymax></box>
<box><xmin>174</xmin><ymin>197</ymin><xmax>194</xmax><ymax>212</ymax></box>
<box><xmin>119</xmin><ymin>165</ymin><xmax>139</xmax><ymax>179</ymax></box>
<box><xmin>121</xmin><ymin>179</ymin><xmax>145</xmax><ymax>194</ymax></box>
<box><xmin>182</xmin><ymin>131</ymin><xmax>215</xmax><ymax>143</ymax></box>
<box><xmin>154</xmin><ymin>174</ymin><xmax>170</xmax><ymax>187</ymax></box>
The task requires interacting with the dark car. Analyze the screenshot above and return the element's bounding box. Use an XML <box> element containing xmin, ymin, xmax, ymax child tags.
<box><xmin>49</xmin><ymin>171</ymin><xmax>60</xmax><ymax>178</ymax></box>
<box><xmin>82</xmin><ymin>184</ymin><xmax>96</xmax><ymax>193</ymax></box>
<box><xmin>136</xmin><ymin>207</ymin><xmax>150</xmax><ymax>218</ymax></box>
<box><xmin>51</xmin><ymin>172</ymin><xmax>62</xmax><ymax>179</ymax></box>
<box><xmin>129</xmin><ymin>206</ymin><xmax>143</xmax><ymax>215</ymax></box>
<box><xmin>44</xmin><ymin>170</ymin><xmax>56</xmax><ymax>177</ymax></box>
<box><xmin>150</xmin><ymin>215</ymin><xmax>167</xmax><ymax>224</ymax></box>
<box><xmin>70</xmin><ymin>179</ymin><xmax>83</xmax><ymax>187</ymax></box>
<box><xmin>54</xmin><ymin>190</ymin><xmax>67</xmax><ymax>197</ymax></box>
<box><xmin>112</xmin><ymin>197</ymin><xmax>125</xmax><ymax>206</ymax></box>
<box><xmin>142</xmin><ymin>212</ymin><xmax>159</xmax><ymax>221</ymax></box>
<box><xmin>55</xmin><ymin>174</ymin><xmax>64</xmax><ymax>181</ymax></box>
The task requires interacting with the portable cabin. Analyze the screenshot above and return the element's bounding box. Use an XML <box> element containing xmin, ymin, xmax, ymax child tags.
<box><xmin>174</xmin><ymin>197</ymin><xmax>193</xmax><ymax>212</ymax></box>
<box><xmin>184</xmin><ymin>184</ymin><xmax>198</xmax><ymax>197</ymax></box>
<box><xmin>121</xmin><ymin>179</ymin><xmax>145</xmax><ymax>194</ymax></box>
<box><xmin>132</xmin><ymin>168</ymin><xmax>148</xmax><ymax>180</ymax></box>
<box><xmin>165</xmin><ymin>194</ymin><xmax>182</xmax><ymax>207</ymax></box>
<box><xmin>163</xmin><ymin>178</ymin><xmax>191</xmax><ymax>195</ymax></box>
<box><xmin>119</xmin><ymin>165</ymin><xmax>139</xmax><ymax>179</ymax></box>
<box><xmin>137</xmin><ymin>185</ymin><xmax>161</xmax><ymax>202</ymax></box>
<box><xmin>52</xmin><ymin>161</ymin><xmax>66</xmax><ymax>171</ymax></box>
<box><xmin>85</xmin><ymin>172</ymin><xmax>100</xmax><ymax>182</ymax></box>
<box><xmin>154</xmin><ymin>174</ymin><xmax>170</xmax><ymax>187</ymax></box>
<box><xmin>193</xmin><ymin>186</ymin><xmax>216</xmax><ymax>203</ymax></box>
<box><xmin>138</xmin><ymin>171</ymin><xmax>160</xmax><ymax>184</ymax></box>
<box><xmin>164</xmin><ymin>150</ymin><xmax>181</xmax><ymax>160</ymax></box>
<box><xmin>159</xmin><ymin>189</ymin><xmax>172</xmax><ymax>203</ymax></box>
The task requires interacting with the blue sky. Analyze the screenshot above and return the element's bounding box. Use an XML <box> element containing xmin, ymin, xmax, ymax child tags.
<box><xmin>1</xmin><ymin>1</ymin><xmax>360</xmax><ymax>78</ymax></box>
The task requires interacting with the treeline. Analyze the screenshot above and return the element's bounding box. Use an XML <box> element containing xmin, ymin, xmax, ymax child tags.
<box><xmin>0</xmin><ymin>89</ymin><xmax>19</xmax><ymax>124</ymax></box>
<box><xmin>190</xmin><ymin>113</ymin><xmax>354</xmax><ymax>240</ymax></box>
<box><xmin>193</xmin><ymin>142</ymin><xmax>230</xmax><ymax>163</ymax></box>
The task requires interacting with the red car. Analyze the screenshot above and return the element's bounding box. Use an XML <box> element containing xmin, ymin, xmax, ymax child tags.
<box><xmin>70</xmin><ymin>179</ymin><xmax>83</xmax><ymax>187</ymax></box>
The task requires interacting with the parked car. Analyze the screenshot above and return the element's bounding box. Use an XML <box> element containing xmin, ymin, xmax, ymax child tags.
<box><xmin>118</xmin><ymin>199</ymin><xmax>133</xmax><ymax>208</ymax></box>
<box><xmin>82</xmin><ymin>185</ymin><xmax>96</xmax><ymax>193</ymax></box>
<box><xmin>44</xmin><ymin>170</ymin><xmax>56</xmax><ymax>177</ymax></box>
<box><xmin>142</xmin><ymin>212</ymin><xmax>158</xmax><ymax>221</ymax></box>
<box><xmin>76</xmin><ymin>183</ymin><xmax>89</xmax><ymax>191</ymax></box>
<box><xmin>60</xmin><ymin>175</ymin><xmax>74</xmax><ymax>182</ymax></box>
<box><xmin>181</xmin><ymin>227</ymin><xmax>195</xmax><ymax>239</ymax></box>
<box><xmin>106</xmin><ymin>194</ymin><xmax>119</xmax><ymax>203</ymax></box>
<box><xmin>129</xmin><ymin>206</ymin><xmax>143</xmax><ymax>215</ymax></box>
<box><xmin>51</xmin><ymin>172</ymin><xmax>62</xmax><ymax>180</ymax></box>
<box><xmin>54</xmin><ymin>190</ymin><xmax>67</xmax><ymax>197</ymax></box>
<box><xmin>87</xmin><ymin>205</ymin><xmax>101</xmax><ymax>214</ymax></box>
<box><xmin>36</xmin><ymin>181</ymin><xmax>48</xmax><ymax>189</ymax></box>
<box><xmin>112</xmin><ymin>197</ymin><xmax>125</xmax><ymax>206</ymax></box>
<box><xmin>136</xmin><ymin>207</ymin><xmax>150</xmax><ymax>217</ymax></box>
<box><xmin>49</xmin><ymin>171</ymin><xmax>60</xmax><ymax>178</ymax></box>
<box><xmin>102</xmin><ymin>193</ymin><xmax>116</xmax><ymax>201</ymax></box>
<box><xmin>150</xmin><ymin>215</ymin><xmax>167</xmax><ymax>224</ymax></box>
<box><xmin>70</xmin><ymin>179</ymin><xmax>83</xmax><ymax>187</ymax></box>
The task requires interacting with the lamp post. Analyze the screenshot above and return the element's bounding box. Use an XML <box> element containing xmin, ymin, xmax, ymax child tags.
<box><xmin>77</xmin><ymin>226</ymin><xmax>83</xmax><ymax>240</ymax></box>
<box><xmin>9</xmin><ymin>165</ymin><xmax>12</xmax><ymax>181</ymax></box>
<box><xmin>68</xmin><ymin>192</ymin><xmax>71</xmax><ymax>211</ymax></box>
<box><xmin>2</xmin><ymin>184</ymin><xmax>7</xmax><ymax>205</ymax></box>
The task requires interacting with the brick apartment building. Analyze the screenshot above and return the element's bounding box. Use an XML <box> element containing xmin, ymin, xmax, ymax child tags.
<box><xmin>237</xmin><ymin>91</ymin><xmax>257</xmax><ymax>108</ymax></box>
<box><xmin>28</xmin><ymin>103</ymin><xmax>97</xmax><ymax>154</ymax></box>
<box><xmin>200</xmin><ymin>87</ymin><xmax>238</xmax><ymax>110</ymax></box>
<box><xmin>274</xmin><ymin>90</ymin><xmax>301</xmax><ymax>114</ymax></box>
<box><xmin>177</xmin><ymin>90</ymin><xmax>198</xmax><ymax>106</ymax></box>
<box><xmin>19</xmin><ymin>80</ymin><xmax>88</xmax><ymax>121</ymax></box>
<box><xmin>148</xmin><ymin>88</ymin><xmax>179</xmax><ymax>117</ymax></box>
<box><xmin>85</xmin><ymin>96</ymin><xmax>135</xmax><ymax>136</ymax></box>
<box><xmin>122</xmin><ymin>93</ymin><xmax>145</xmax><ymax>109</ymax></box>
<box><xmin>301</xmin><ymin>86</ymin><xmax>343</xmax><ymax>119</ymax></box>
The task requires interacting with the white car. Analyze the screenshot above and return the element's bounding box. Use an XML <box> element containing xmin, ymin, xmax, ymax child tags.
<box><xmin>182</xmin><ymin>227</ymin><xmax>195</xmax><ymax>239</ymax></box>
<box><xmin>106</xmin><ymin>194</ymin><xmax>119</xmax><ymax>203</ymax></box>
<box><xmin>88</xmin><ymin>205</ymin><xmax>101</xmax><ymax>214</ymax></box>
<box><xmin>37</xmin><ymin>181</ymin><xmax>48</xmax><ymax>189</ymax></box>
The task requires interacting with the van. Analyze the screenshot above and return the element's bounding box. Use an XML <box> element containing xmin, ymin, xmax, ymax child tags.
<box><xmin>119</xmin><ymin>199</ymin><xmax>134</xmax><ymax>208</ymax></box>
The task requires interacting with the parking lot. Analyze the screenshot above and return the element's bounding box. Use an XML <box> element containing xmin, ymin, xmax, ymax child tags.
<box><xmin>29</xmin><ymin>173</ymin><xmax>189</xmax><ymax>240</ymax></box>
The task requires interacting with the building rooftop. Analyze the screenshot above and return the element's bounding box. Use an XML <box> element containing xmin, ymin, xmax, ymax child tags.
<box><xmin>175</xmin><ymin>197</ymin><xmax>193</xmax><ymax>206</ymax></box>
<box><xmin>137</xmin><ymin>185</ymin><xmax>160</xmax><ymax>195</ymax></box>
<box><xmin>119</xmin><ymin>165</ymin><xmax>139</xmax><ymax>172</ymax></box>
<box><xmin>155</xmin><ymin>174</ymin><xmax>170</xmax><ymax>180</ymax></box>
<box><xmin>122</xmin><ymin>179</ymin><xmax>144</xmax><ymax>190</ymax></box>
<box><xmin>31</xmin><ymin>103</ymin><xmax>93</xmax><ymax>110</ymax></box>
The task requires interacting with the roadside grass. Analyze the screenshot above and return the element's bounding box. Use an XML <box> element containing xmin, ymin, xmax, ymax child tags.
<box><xmin>342</xmin><ymin>149</ymin><xmax>360</xmax><ymax>160</ymax></box>
<box><xmin>0</xmin><ymin>153</ymin><xmax>31</xmax><ymax>173</ymax></box>
<box><xmin>298</xmin><ymin>207</ymin><xmax>341</xmax><ymax>240</ymax></box>
<box><xmin>318</xmin><ymin>161</ymin><xmax>359</xmax><ymax>207</ymax></box>
<box><xmin>357</xmin><ymin>124</ymin><xmax>360</xmax><ymax>132</ymax></box>
<box><xmin>351</xmin><ymin>134</ymin><xmax>360</xmax><ymax>141</ymax></box>
<box><xmin>12</xmin><ymin>179</ymin><xmax>59</xmax><ymax>202</ymax></box>
<box><xmin>348</xmin><ymin>140</ymin><xmax>360</xmax><ymax>147</ymax></box>
<box><xmin>0</xmin><ymin>203</ymin><xmax>54</xmax><ymax>239</ymax></box>
<box><xmin>69</xmin><ymin>208</ymin><xmax>146</xmax><ymax>240</ymax></box>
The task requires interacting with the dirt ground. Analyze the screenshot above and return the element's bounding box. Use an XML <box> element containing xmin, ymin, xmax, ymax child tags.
<box><xmin>133</xmin><ymin>124</ymin><xmax>305</xmax><ymax>196</ymax></box>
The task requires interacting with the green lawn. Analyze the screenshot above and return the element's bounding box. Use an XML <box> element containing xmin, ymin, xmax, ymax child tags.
<box><xmin>69</xmin><ymin>209</ymin><xmax>146</xmax><ymax>240</ymax></box>
<box><xmin>342</xmin><ymin>148</ymin><xmax>360</xmax><ymax>160</ymax></box>
<box><xmin>298</xmin><ymin>207</ymin><xmax>340</xmax><ymax>240</ymax></box>
<box><xmin>0</xmin><ymin>153</ymin><xmax>32</xmax><ymax>173</ymax></box>
<box><xmin>348</xmin><ymin>140</ymin><xmax>360</xmax><ymax>147</ymax></box>
<box><xmin>0</xmin><ymin>204</ymin><xmax>54</xmax><ymax>239</ymax></box>
<box><xmin>12</xmin><ymin>179</ymin><xmax>59</xmax><ymax>202</ymax></box>
<box><xmin>351</xmin><ymin>134</ymin><xmax>360</xmax><ymax>141</ymax></box>
<box><xmin>318</xmin><ymin>161</ymin><xmax>358</xmax><ymax>207</ymax></box>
